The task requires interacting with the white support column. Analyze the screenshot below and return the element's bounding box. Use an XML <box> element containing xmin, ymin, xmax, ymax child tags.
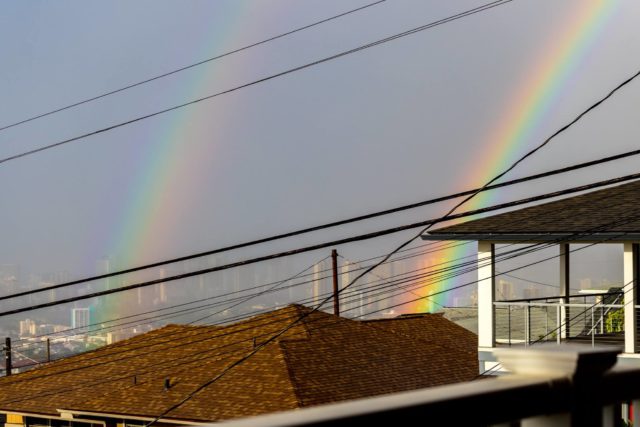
<box><xmin>559</xmin><ymin>244</ymin><xmax>570</xmax><ymax>339</ymax></box>
<box><xmin>478</xmin><ymin>241</ymin><xmax>495</xmax><ymax>349</ymax></box>
<box><xmin>624</xmin><ymin>242</ymin><xmax>638</xmax><ymax>354</ymax></box>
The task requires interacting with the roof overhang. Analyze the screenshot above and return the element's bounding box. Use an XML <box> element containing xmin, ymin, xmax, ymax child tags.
<box><xmin>57</xmin><ymin>409</ymin><xmax>206</xmax><ymax>425</ymax></box>
<box><xmin>0</xmin><ymin>410</ymin><xmax>106</xmax><ymax>426</ymax></box>
<box><xmin>421</xmin><ymin>233</ymin><xmax>640</xmax><ymax>243</ymax></box>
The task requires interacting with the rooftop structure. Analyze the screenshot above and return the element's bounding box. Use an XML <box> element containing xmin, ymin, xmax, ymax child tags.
<box><xmin>0</xmin><ymin>304</ymin><xmax>477</xmax><ymax>426</ymax></box>
<box><xmin>423</xmin><ymin>179</ymin><xmax>640</xmax><ymax>373</ymax></box>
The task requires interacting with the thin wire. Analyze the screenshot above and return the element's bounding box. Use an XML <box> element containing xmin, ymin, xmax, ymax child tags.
<box><xmin>4</xmin><ymin>171</ymin><xmax>639</xmax><ymax>318</ymax></box>
<box><xmin>6</xmin><ymin>219</ymin><xmax>635</xmax><ymax>408</ymax></box>
<box><xmin>1</xmin><ymin>0</ymin><xmax>516</xmax><ymax>168</ymax></box>
<box><xmin>3</xmin><ymin>146</ymin><xmax>637</xmax><ymax>304</ymax></box>
<box><xmin>5</xmin><ymin>209</ymin><xmax>638</xmax><ymax>394</ymax></box>
<box><xmin>0</xmin><ymin>1</ymin><xmax>388</xmax><ymax>133</ymax></box>
<box><xmin>142</xmin><ymin>59</ymin><xmax>640</xmax><ymax>422</ymax></box>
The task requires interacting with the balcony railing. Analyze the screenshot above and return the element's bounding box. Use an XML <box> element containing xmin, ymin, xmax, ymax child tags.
<box><xmin>494</xmin><ymin>292</ymin><xmax>627</xmax><ymax>347</ymax></box>
<box><xmin>214</xmin><ymin>346</ymin><xmax>640</xmax><ymax>427</ymax></box>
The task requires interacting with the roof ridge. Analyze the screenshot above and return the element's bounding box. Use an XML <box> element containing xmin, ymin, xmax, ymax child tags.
<box><xmin>361</xmin><ymin>317</ymin><xmax>477</xmax><ymax>357</ymax></box>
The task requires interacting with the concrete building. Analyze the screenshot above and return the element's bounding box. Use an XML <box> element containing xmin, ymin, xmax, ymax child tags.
<box><xmin>71</xmin><ymin>308</ymin><xmax>90</xmax><ymax>331</ymax></box>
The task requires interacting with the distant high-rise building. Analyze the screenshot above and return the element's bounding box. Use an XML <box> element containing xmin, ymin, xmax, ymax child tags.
<box><xmin>523</xmin><ymin>287</ymin><xmax>541</xmax><ymax>300</ymax></box>
<box><xmin>497</xmin><ymin>279</ymin><xmax>516</xmax><ymax>300</ymax></box>
<box><xmin>71</xmin><ymin>308</ymin><xmax>91</xmax><ymax>331</ymax></box>
<box><xmin>579</xmin><ymin>278</ymin><xmax>593</xmax><ymax>290</ymax></box>
<box><xmin>0</xmin><ymin>264</ymin><xmax>20</xmax><ymax>294</ymax></box>
<box><xmin>156</xmin><ymin>268</ymin><xmax>168</xmax><ymax>304</ymax></box>
<box><xmin>312</xmin><ymin>259</ymin><xmax>331</xmax><ymax>308</ymax></box>
<box><xmin>19</xmin><ymin>319</ymin><xmax>36</xmax><ymax>337</ymax></box>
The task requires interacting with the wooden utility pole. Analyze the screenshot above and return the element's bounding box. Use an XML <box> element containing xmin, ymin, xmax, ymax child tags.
<box><xmin>332</xmin><ymin>249</ymin><xmax>340</xmax><ymax>316</ymax></box>
<box><xmin>4</xmin><ymin>337</ymin><xmax>11</xmax><ymax>376</ymax></box>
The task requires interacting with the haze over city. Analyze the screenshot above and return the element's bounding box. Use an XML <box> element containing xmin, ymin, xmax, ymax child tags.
<box><xmin>1</xmin><ymin>0</ymin><xmax>639</xmax><ymax>344</ymax></box>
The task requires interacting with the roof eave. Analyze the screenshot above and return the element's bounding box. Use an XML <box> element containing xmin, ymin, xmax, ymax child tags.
<box><xmin>56</xmin><ymin>408</ymin><xmax>206</xmax><ymax>425</ymax></box>
<box><xmin>421</xmin><ymin>233</ymin><xmax>640</xmax><ymax>243</ymax></box>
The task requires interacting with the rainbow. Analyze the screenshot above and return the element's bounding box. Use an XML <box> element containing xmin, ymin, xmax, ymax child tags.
<box><xmin>94</xmin><ymin>6</ymin><xmax>249</xmax><ymax>320</ymax></box>
<box><xmin>410</xmin><ymin>0</ymin><xmax>621</xmax><ymax>313</ymax></box>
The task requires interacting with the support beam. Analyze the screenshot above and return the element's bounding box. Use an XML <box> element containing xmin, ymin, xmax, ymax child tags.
<box><xmin>478</xmin><ymin>241</ymin><xmax>495</xmax><ymax>350</ymax></box>
<box><xmin>559</xmin><ymin>244</ymin><xmax>570</xmax><ymax>339</ymax></box>
<box><xmin>624</xmin><ymin>243</ymin><xmax>639</xmax><ymax>354</ymax></box>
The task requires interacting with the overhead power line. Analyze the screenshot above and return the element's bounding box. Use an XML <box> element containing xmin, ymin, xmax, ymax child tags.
<box><xmin>19</xmin><ymin>174</ymin><xmax>628</xmax><ymax>370</ymax></box>
<box><xmin>0</xmin><ymin>0</ymin><xmax>514</xmax><ymax>166</ymax></box>
<box><xmin>3</xmin><ymin>171</ymin><xmax>638</xmax><ymax>316</ymax></box>
<box><xmin>2</xmin><ymin>147</ymin><xmax>638</xmax><ymax>303</ymax></box>
<box><xmin>0</xmin><ymin>1</ymin><xmax>388</xmax><ymax>133</ymax></box>
<box><xmin>7</xmin><ymin>181</ymin><xmax>639</xmax><ymax>395</ymax></box>
<box><xmin>7</xmin><ymin>190</ymin><xmax>638</xmax><ymax>386</ymax></box>
<box><xmin>142</xmin><ymin>56</ymin><xmax>640</xmax><ymax>423</ymax></box>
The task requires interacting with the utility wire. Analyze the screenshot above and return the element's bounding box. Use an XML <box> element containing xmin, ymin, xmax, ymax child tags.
<box><xmin>0</xmin><ymin>0</ymin><xmax>514</xmax><ymax>167</ymax></box>
<box><xmin>11</xmin><ymin>241</ymin><xmax>455</xmax><ymax>350</ymax></box>
<box><xmin>141</xmin><ymin>214</ymin><xmax>640</xmax><ymax>425</ymax></box>
<box><xmin>143</xmin><ymin>59</ymin><xmax>640</xmax><ymax>422</ymax></box>
<box><xmin>12</xmin><ymin>172</ymin><xmax>635</xmax><ymax>370</ymax></box>
<box><xmin>0</xmin><ymin>1</ymin><xmax>388</xmax><ymax>133</ymax></box>
<box><xmin>6</xmin><ymin>207</ymin><xmax>639</xmax><ymax>391</ymax></box>
<box><xmin>3</xmin><ymin>146</ymin><xmax>637</xmax><ymax>305</ymax></box>
<box><xmin>3</xmin><ymin>172</ymin><xmax>639</xmax><ymax>318</ymax></box>
<box><xmin>3</xmin><ymin>145</ymin><xmax>637</xmax><ymax>305</ymax></box>
<box><xmin>9</xmin><ymin>172</ymin><xmax>640</xmax><ymax>376</ymax></box>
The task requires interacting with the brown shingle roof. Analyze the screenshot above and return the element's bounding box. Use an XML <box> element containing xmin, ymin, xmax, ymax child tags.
<box><xmin>424</xmin><ymin>180</ymin><xmax>640</xmax><ymax>240</ymax></box>
<box><xmin>0</xmin><ymin>305</ymin><xmax>477</xmax><ymax>423</ymax></box>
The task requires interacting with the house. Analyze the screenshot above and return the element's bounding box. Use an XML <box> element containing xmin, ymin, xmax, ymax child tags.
<box><xmin>0</xmin><ymin>304</ymin><xmax>477</xmax><ymax>426</ymax></box>
<box><xmin>422</xmin><ymin>179</ymin><xmax>640</xmax><ymax>373</ymax></box>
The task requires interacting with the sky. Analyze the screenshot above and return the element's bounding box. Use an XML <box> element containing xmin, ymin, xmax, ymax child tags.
<box><xmin>1</xmin><ymin>0</ymin><xmax>640</xmax><ymax>327</ymax></box>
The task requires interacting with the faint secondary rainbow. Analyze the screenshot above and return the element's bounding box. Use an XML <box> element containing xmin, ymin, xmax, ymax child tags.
<box><xmin>410</xmin><ymin>0</ymin><xmax>621</xmax><ymax>313</ymax></box>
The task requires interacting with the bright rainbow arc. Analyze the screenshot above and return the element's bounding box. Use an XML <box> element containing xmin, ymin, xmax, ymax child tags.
<box><xmin>96</xmin><ymin>6</ymin><xmax>249</xmax><ymax>320</ymax></box>
<box><xmin>411</xmin><ymin>0</ymin><xmax>620</xmax><ymax>313</ymax></box>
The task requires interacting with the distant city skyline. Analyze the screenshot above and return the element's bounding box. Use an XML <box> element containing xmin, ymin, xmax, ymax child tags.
<box><xmin>1</xmin><ymin>1</ymin><xmax>639</xmax><ymax>329</ymax></box>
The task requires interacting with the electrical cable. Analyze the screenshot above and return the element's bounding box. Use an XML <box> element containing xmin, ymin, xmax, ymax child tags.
<box><xmin>4</xmin><ymin>170</ymin><xmax>638</xmax><ymax>318</ymax></box>
<box><xmin>5</xmin><ymin>211</ymin><xmax>637</xmax><ymax>402</ymax></box>
<box><xmin>141</xmin><ymin>59</ymin><xmax>640</xmax><ymax>422</ymax></box>
<box><xmin>3</xmin><ymin>147</ymin><xmax>637</xmax><ymax>305</ymax></box>
<box><xmin>0</xmin><ymin>0</ymin><xmax>514</xmax><ymax>168</ymax></box>
<box><xmin>6</xmin><ymin>176</ymin><xmax>635</xmax><ymax>392</ymax></box>
<box><xmin>0</xmin><ymin>1</ymin><xmax>388</xmax><ymax>133</ymax></box>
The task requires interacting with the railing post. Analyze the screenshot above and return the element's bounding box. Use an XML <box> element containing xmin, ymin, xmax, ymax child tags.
<box><xmin>556</xmin><ymin>304</ymin><xmax>562</xmax><ymax>345</ymax></box>
<box><xmin>624</xmin><ymin>243</ymin><xmax>638</xmax><ymax>353</ymax></box>
<box><xmin>600</xmin><ymin>301</ymin><xmax>604</xmax><ymax>335</ymax></box>
<box><xmin>525</xmin><ymin>304</ymin><xmax>530</xmax><ymax>346</ymax></box>
<box><xmin>559</xmin><ymin>244</ymin><xmax>570</xmax><ymax>339</ymax></box>
<box><xmin>508</xmin><ymin>305</ymin><xmax>512</xmax><ymax>347</ymax></box>
<box><xmin>591</xmin><ymin>306</ymin><xmax>595</xmax><ymax>348</ymax></box>
<box><xmin>545</xmin><ymin>306</ymin><xmax>549</xmax><ymax>342</ymax></box>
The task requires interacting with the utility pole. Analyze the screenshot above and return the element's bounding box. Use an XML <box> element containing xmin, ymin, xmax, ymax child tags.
<box><xmin>46</xmin><ymin>338</ymin><xmax>51</xmax><ymax>363</ymax></box>
<box><xmin>4</xmin><ymin>337</ymin><xmax>11</xmax><ymax>376</ymax></box>
<box><xmin>332</xmin><ymin>249</ymin><xmax>340</xmax><ymax>316</ymax></box>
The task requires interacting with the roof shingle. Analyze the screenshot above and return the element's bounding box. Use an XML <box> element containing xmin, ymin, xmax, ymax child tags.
<box><xmin>0</xmin><ymin>305</ymin><xmax>477</xmax><ymax>423</ymax></box>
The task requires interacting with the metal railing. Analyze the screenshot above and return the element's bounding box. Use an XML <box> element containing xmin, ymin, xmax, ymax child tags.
<box><xmin>494</xmin><ymin>292</ymin><xmax>627</xmax><ymax>347</ymax></box>
<box><xmin>214</xmin><ymin>346</ymin><xmax>640</xmax><ymax>427</ymax></box>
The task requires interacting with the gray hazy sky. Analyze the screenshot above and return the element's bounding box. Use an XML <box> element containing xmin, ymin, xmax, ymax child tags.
<box><xmin>1</xmin><ymin>0</ymin><xmax>640</xmax><ymax>321</ymax></box>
